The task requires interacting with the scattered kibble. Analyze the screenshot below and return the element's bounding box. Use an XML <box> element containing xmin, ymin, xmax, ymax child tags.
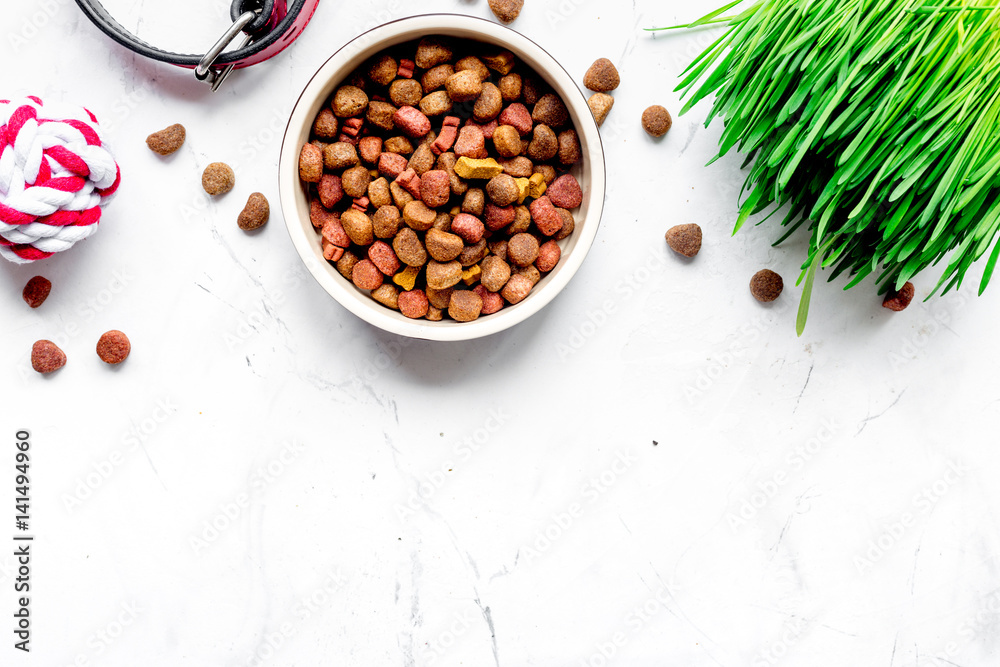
<box><xmin>750</xmin><ymin>269</ymin><xmax>784</xmax><ymax>302</ymax></box>
<box><xmin>145</xmin><ymin>123</ymin><xmax>186</xmax><ymax>156</ymax></box>
<box><xmin>882</xmin><ymin>282</ymin><xmax>915</xmax><ymax>311</ymax></box>
<box><xmin>665</xmin><ymin>224</ymin><xmax>702</xmax><ymax>258</ymax></box>
<box><xmin>22</xmin><ymin>276</ymin><xmax>51</xmax><ymax>308</ymax></box>
<box><xmin>587</xmin><ymin>93</ymin><xmax>614</xmax><ymax>127</ymax></box>
<box><xmin>238</xmin><ymin>192</ymin><xmax>270</xmax><ymax>231</ymax></box>
<box><xmin>488</xmin><ymin>0</ymin><xmax>524</xmax><ymax>23</ymax></box>
<box><xmin>202</xmin><ymin>162</ymin><xmax>235</xmax><ymax>195</ymax></box>
<box><xmin>96</xmin><ymin>330</ymin><xmax>131</xmax><ymax>365</ymax></box>
<box><xmin>583</xmin><ymin>58</ymin><xmax>620</xmax><ymax>92</ymax></box>
<box><xmin>31</xmin><ymin>340</ymin><xmax>66</xmax><ymax>374</ymax></box>
<box><xmin>641</xmin><ymin>105</ymin><xmax>672</xmax><ymax>137</ymax></box>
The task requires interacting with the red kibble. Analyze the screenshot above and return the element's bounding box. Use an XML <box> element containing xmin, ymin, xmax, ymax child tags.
<box><xmin>398</xmin><ymin>289</ymin><xmax>430</xmax><ymax>319</ymax></box>
<box><xmin>498</xmin><ymin>103</ymin><xmax>533</xmax><ymax>135</ymax></box>
<box><xmin>883</xmin><ymin>282</ymin><xmax>915</xmax><ymax>312</ymax></box>
<box><xmin>484</xmin><ymin>204</ymin><xmax>515</xmax><ymax>231</ymax></box>
<box><xmin>31</xmin><ymin>339</ymin><xmax>66</xmax><ymax>374</ymax></box>
<box><xmin>317</xmin><ymin>174</ymin><xmax>344</xmax><ymax>208</ymax></box>
<box><xmin>358</xmin><ymin>136</ymin><xmax>383</xmax><ymax>163</ymax></box>
<box><xmin>353</xmin><ymin>197</ymin><xmax>370</xmax><ymax>211</ymax></box>
<box><xmin>431</xmin><ymin>116</ymin><xmax>461</xmax><ymax>155</ymax></box>
<box><xmin>547</xmin><ymin>174</ymin><xmax>583</xmax><ymax>209</ymax></box>
<box><xmin>352</xmin><ymin>259</ymin><xmax>384</xmax><ymax>290</ymax></box>
<box><xmin>323</xmin><ymin>240</ymin><xmax>345</xmax><ymax>261</ymax></box>
<box><xmin>96</xmin><ymin>330</ymin><xmax>131</xmax><ymax>365</ymax></box>
<box><xmin>397</xmin><ymin>58</ymin><xmax>416</xmax><ymax>78</ymax></box>
<box><xmin>394</xmin><ymin>106</ymin><xmax>432</xmax><ymax>138</ymax></box>
<box><xmin>501</xmin><ymin>273</ymin><xmax>533</xmax><ymax>304</ymax></box>
<box><xmin>530</xmin><ymin>196</ymin><xmax>563</xmax><ymax>236</ymax></box>
<box><xmin>378</xmin><ymin>152</ymin><xmax>409</xmax><ymax>178</ymax></box>
<box><xmin>536</xmin><ymin>240</ymin><xmax>561</xmax><ymax>272</ymax></box>
<box><xmin>22</xmin><ymin>276</ymin><xmax>51</xmax><ymax>308</ymax></box>
<box><xmin>451</xmin><ymin>213</ymin><xmax>486</xmax><ymax>243</ymax></box>
<box><xmin>454</xmin><ymin>125</ymin><xmax>488</xmax><ymax>159</ymax></box>
<box><xmin>368</xmin><ymin>241</ymin><xmax>402</xmax><ymax>276</ymax></box>
<box><xmin>395</xmin><ymin>168</ymin><xmax>422</xmax><ymax>198</ymax></box>
<box><xmin>420</xmin><ymin>170</ymin><xmax>451</xmax><ymax>207</ymax></box>
<box><xmin>474</xmin><ymin>284</ymin><xmax>504</xmax><ymax>314</ymax></box>
<box><xmin>321</xmin><ymin>214</ymin><xmax>350</xmax><ymax>247</ymax></box>
<box><xmin>310</xmin><ymin>199</ymin><xmax>337</xmax><ymax>229</ymax></box>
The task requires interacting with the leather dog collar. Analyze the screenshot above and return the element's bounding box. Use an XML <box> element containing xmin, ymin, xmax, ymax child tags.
<box><xmin>74</xmin><ymin>0</ymin><xmax>321</xmax><ymax>90</ymax></box>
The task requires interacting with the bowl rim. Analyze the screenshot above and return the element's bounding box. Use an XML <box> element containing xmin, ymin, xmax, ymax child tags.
<box><xmin>278</xmin><ymin>13</ymin><xmax>606</xmax><ymax>341</ymax></box>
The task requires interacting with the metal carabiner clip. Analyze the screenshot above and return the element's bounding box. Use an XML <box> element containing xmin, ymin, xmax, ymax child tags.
<box><xmin>194</xmin><ymin>10</ymin><xmax>258</xmax><ymax>92</ymax></box>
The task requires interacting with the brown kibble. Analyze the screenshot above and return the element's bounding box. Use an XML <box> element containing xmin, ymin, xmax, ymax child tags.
<box><xmin>427</xmin><ymin>260</ymin><xmax>463</xmax><ymax>290</ymax></box>
<box><xmin>501</xmin><ymin>273</ymin><xmax>533</xmax><ymax>304</ymax></box>
<box><xmin>398</xmin><ymin>290</ymin><xmax>430</xmax><ymax>319</ymax></box>
<box><xmin>458</xmin><ymin>238</ymin><xmax>489</xmax><ymax>267</ymax></box>
<box><xmin>491</xmin><ymin>125</ymin><xmax>524</xmax><ymax>159</ymax></box>
<box><xmin>587</xmin><ymin>93</ymin><xmax>614</xmax><ymax>127</ymax></box>
<box><xmin>342</xmin><ymin>165</ymin><xmax>372</xmax><ymax>198</ymax></box>
<box><xmin>533</xmin><ymin>164</ymin><xmax>556</xmax><ymax>185</ymax></box>
<box><xmin>508</xmin><ymin>233</ymin><xmax>540</xmax><ymax>267</ymax></box>
<box><xmin>393</xmin><ymin>227</ymin><xmax>428</xmax><ymax>267</ymax></box>
<box><xmin>448</xmin><ymin>290</ymin><xmax>483</xmax><ymax>322</ymax></box>
<box><xmin>480</xmin><ymin>255</ymin><xmax>511</xmax><ymax>292</ymax></box>
<box><xmin>527</xmin><ymin>124</ymin><xmax>558</xmax><ymax>161</ymax></box>
<box><xmin>665</xmin><ymin>224</ymin><xmax>702</xmax><ymax>258</ymax></box>
<box><xmin>515</xmin><ymin>264</ymin><xmax>542</xmax><ymax>286</ymax></box>
<box><xmin>498</xmin><ymin>74</ymin><xmax>522</xmax><ymax>102</ymax></box>
<box><xmin>462</xmin><ymin>189</ymin><xmax>486</xmax><ymax>216</ymax></box>
<box><xmin>313</xmin><ymin>108</ymin><xmax>339</xmax><ymax>138</ymax></box>
<box><xmin>31</xmin><ymin>339</ymin><xmax>66</xmax><ymax>374</ymax></box>
<box><xmin>508</xmin><ymin>205</ymin><xmax>532</xmax><ymax>235</ymax></box>
<box><xmin>372</xmin><ymin>205</ymin><xmax>402</xmax><ymax>238</ymax></box>
<box><xmin>532</xmin><ymin>94</ymin><xmax>569</xmax><ymax>127</ymax></box>
<box><xmin>415</xmin><ymin>37</ymin><xmax>454</xmax><ymax>69</ymax></box>
<box><xmin>473</xmin><ymin>83</ymin><xmax>504</xmax><ymax>123</ymax></box>
<box><xmin>298</xmin><ymin>143</ymin><xmax>323</xmax><ymax>182</ymax></box>
<box><xmin>455</xmin><ymin>56</ymin><xmax>490</xmax><ymax>80</ymax></box>
<box><xmin>642</xmin><ymin>105</ymin><xmax>672</xmax><ymax>137</ymax></box>
<box><xmin>352</xmin><ymin>259</ymin><xmax>384</xmax><ymax>290</ymax></box>
<box><xmin>555</xmin><ymin>208</ymin><xmax>575</xmax><ymax>241</ymax></box>
<box><xmin>486</xmin><ymin>174</ymin><xmax>519</xmax><ymax>207</ymax></box>
<box><xmin>372</xmin><ymin>284</ymin><xmax>400</xmax><ymax>310</ymax></box>
<box><xmin>583</xmin><ymin>58</ymin><xmax>620</xmax><ymax>92</ymax></box>
<box><xmin>483</xmin><ymin>50</ymin><xmax>516</xmax><ymax>75</ymax></box>
<box><xmin>369</xmin><ymin>54</ymin><xmax>398</xmax><ymax>86</ymax></box>
<box><xmin>341</xmin><ymin>208</ymin><xmax>375</xmax><ymax>246</ymax></box>
<box><xmin>202</xmin><ymin>162</ymin><xmax>234</xmax><ymax>196</ymax></box>
<box><xmin>558</xmin><ymin>130</ymin><xmax>581</xmax><ymax>166</ymax></box>
<box><xmin>384</xmin><ymin>136</ymin><xmax>415</xmax><ymax>155</ymax></box>
<box><xmin>369</xmin><ymin>178</ymin><xmax>393</xmax><ymax>208</ymax></box>
<box><xmin>446</xmin><ymin>70</ymin><xmax>485</xmax><ymax>103</ymax></box>
<box><xmin>750</xmin><ymin>269</ymin><xmax>784</xmax><ymax>303</ymax></box>
<box><xmin>22</xmin><ymin>276</ymin><xmax>51</xmax><ymax>308</ymax></box>
<box><xmin>883</xmin><ymin>282</ymin><xmax>915</xmax><ymax>312</ymax></box>
<box><xmin>238</xmin><ymin>192</ymin><xmax>270</xmax><ymax>231</ymax></box>
<box><xmin>336</xmin><ymin>251</ymin><xmax>361</xmax><ymax>280</ymax></box>
<box><xmin>500</xmin><ymin>156</ymin><xmax>533</xmax><ymax>178</ymax></box>
<box><xmin>333</xmin><ymin>85</ymin><xmax>369</xmax><ymax>118</ymax></box>
<box><xmin>324</xmin><ymin>142</ymin><xmax>359</xmax><ymax>169</ymax></box>
<box><xmin>426</xmin><ymin>305</ymin><xmax>444</xmax><ymax>321</ymax></box>
<box><xmin>425</xmin><ymin>228</ymin><xmax>465</xmax><ymax>262</ymax></box>
<box><xmin>420</xmin><ymin>91</ymin><xmax>454</xmax><ymax>117</ymax></box>
<box><xmin>489</xmin><ymin>0</ymin><xmax>524</xmax><ymax>23</ymax></box>
<box><xmin>367</xmin><ymin>100</ymin><xmax>398</xmax><ymax>132</ymax></box>
<box><xmin>390</xmin><ymin>79</ymin><xmax>424</xmax><ymax>107</ymax></box>
<box><xmin>408</xmin><ymin>143</ymin><xmax>436</xmax><ymax>175</ymax></box>
<box><xmin>146</xmin><ymin>123</ymin><xmax>186</xmax><ymax>155</ymax></box>
<box><xmin>522</xmin><ymin>76</ymin><xmax>544</xmax><ymax>105</ymax></box>
<box><xmin>422</xmin><ymin>64</ymin><xmax>455</xmax><ymax>94</ymax></box>
<box><xmin>426</xmin><ymin>287</ymin><xmax>454</xmax><ymax>309</ymax></box>
<box><xmin>96</xmin><ymin>330</ymin><xmax>131</xmax><ymax>365</ymax></box>
<box><xmin>402</xmin><ymin>200</ymin><xmax>437</xmax><ymax>231</ymax></box>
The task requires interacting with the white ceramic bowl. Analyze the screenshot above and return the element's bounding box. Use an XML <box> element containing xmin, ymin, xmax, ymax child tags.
<box><xmin>279</xmin><ymin>14</ymin><xmax>606</xmax><ymax>341</ymax></box>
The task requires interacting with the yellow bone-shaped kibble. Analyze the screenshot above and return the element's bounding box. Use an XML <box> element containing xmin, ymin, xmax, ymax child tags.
<box><xmin>461</xmin><ymin>265</ymin><xmax>482</xmax><ymax>286</ymax></box>
<box><xmin>454</xmin><ymin>157</ymin><xmax>504</xmax><ymax>180</ymax></box>
<box><xmin>393</xmin><ymin>265</ymin><xmax>420</xmax><ymax>291</ymax></box>
<box><xmin>528</xmin><ymin>172</ymin><xmax>548</xmax><ymax>199</ymax></box>
<box><xmin>514</xmin><ymin>177</ymin><xmax>531</xmax><ymax>204</ymax></box>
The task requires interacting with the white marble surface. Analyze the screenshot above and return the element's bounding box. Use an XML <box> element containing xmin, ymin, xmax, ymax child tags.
<box><xmin>4</xmin><ymin>1</ymin><xmax>1000</xmax><ymax>665</ymax></box>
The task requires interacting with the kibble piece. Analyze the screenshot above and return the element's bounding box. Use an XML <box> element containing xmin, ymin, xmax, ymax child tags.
<box><xmin>529</xmin><ymin>196</ymin><xmax>564</xmax><ymax>236</ymax></box>
<box><xmin>426</xmin><ymin>306</ymin><xmax>444</xmax><ymax>321</ymax></box>
<box><xmin>474</xmin><ymin>83</ymin><xmax>504</xmax><ymax>122</ymax></box>
<box><xmin>522</xmin><ymin>76</ymin><xmax>544</xmax><ymax>105</ymax></box>
<box><xmin>394</xmin><ymin>106</ymin><xmax>433</xmax><ymax>138</ymax></box>
<box><xmin>483</xmin><ymin>50</ymin><xmax>516</xmax><ymax>75</ymax></box>
<box><xmin>407</xmin><ymin>144</ymin><xmax>435</xmax><ymax>176</ymax></box>
<box><xmin>22</xmin><ymin>276</ymin><xmax>51</xmax><ymax>308</ymax></box>
<box><xmin>366</xmin><ymin>241</ymin><xmax>401</xmax><ymax>276</ymax></box>
<box><xmin>458</xmin><ymin>238</ymin><xmax>490</xmax><ymax>267</ymax></box>
<box><xmin>555</xmin><ymin>208</ymin><xmax>575</xmax><ymax>240</ymax></box>
<box><xmin>480</xmin><ymin>255</ymin><xmax>512</xmax><ymax>292</ymax></box>
<box><xmin>446</xmin><ymin>70</ymin><xmax>485</xmax><ymax>103</ymax></box>
<box><xmin>324</xmin><ymin>142</ymin><xmax>359</xmax><ymax>169</ymax></box>
<box><xmin>369</xmin><ymin>178</ymin><xmax>393</xmax><ymax>208</ymax></box>
<box><xmin>532</xmin><ymin>94</ymin><xmax>569</xmax><ymax>127</ymax></box>
<box><xmin>498</xmin><ymin>73</ymin><xmax>522</xmax><ymax>102</ymax></box>
<box><xmin>372</xmin><ymin>284</ymin><xmax>400</xmax><ymax>310</ymax></box>
<box><xmin>533</xmin><ymin>164</ymin><xmax>557</xmax><ymax>185</ymax></box>
<box><xmin>313</xmin><ymin>109</ymin><xmax>339</xmax><ymax>138</ymax></box>
<box><xmin>426</xmin><ymin>228</ymin><xmax>465</xmax><ymax>262</ymax></box>
<box><xmin>333</xmin><ymin>85</ymin><xmax>369</xmax><ymax>118</ymax></box>
<box><xmin>462</xmin><ymin>189</ymin><xmax>486</xmax><ymax>216</ymax></box>
<box><xmin>750</xmin><ymin>269</ymin><xmax>784</xmax><ymax>303</ymax></box>
<box><xmin>558</xmin><ymin>130</ymin><xmax>582</xmax><ymax>166</ymax></box>
<box><xmin>31</xmin><ymin>340</ymin><xmax>66</xmax><ymax>374</ymax></box>
<box><xmin>451</xmin><ymin>213</ymin><xmax>486</xmax><ymax>243</ymax></box>
<box><xmin>426</xmin><ymin>287</ymin><xmax>454</xmax><ymax>309</ymax></box>
<box><xmin>583</xmin><ymin>58</ymin><xmax>620</xmax><ymax>92</ymax></box>
<box><xmin>390</xmin><ymin>180</ymin><xmax>415</xmax><ymax>208</ymax></box>
<box><xmin>493</xmin><ymin>125</ymin><xmax>523</xmax><ymax>159</ymax></box>
<box><xmin>416</xmin><ymin>37</ymin><xmax>454</xmax><ymax>69</ymax></box>
<box><xmin>587</xmin><ymin>93</ymin><xmax>614</xmax><ymax>127</ymax></box>
<box><xmin>371</xmin><ymin>205</ymin><xmax>401</xmax><ymax>239</ymax></box>
<box><xmin>527</xmin><ymin>172</ymin><xmax>547</xmax><ymax>199</ymax></box>
<box><xmin>536</xmin><ymin>240</ymin><xmax>561</xmax><ymax>272</ymax></box>
<box><xmin>390</xmin><ymin>79</ymin><xmax>424</xmax><ymax>107</ymax></box>
<box><xmin>484</xmin><ymin>204</ymin><xmax>515</xmax><ymax>231</ymax></box>
<box><xmin>486</xmin><ymin>174</ymin><xmax>519</xmax><ymax>207</ymax></box>
<box><xmin>420</xmin><ymin>170</ymin><xmax>452</xmax><ymax>208</ymax></box>
<box><xmin>516</xmin><ymin>264</ymin><xmax>542</xmax><ymax>285</ymax></box>
<box><xmin>462</xmin><ymin>264</ymin><xmax>482</xmax><ymax>286</ymax></box>
<box><xmin>96</xmin><ymin>330</ymin><xmax>131</xmax><ymax>365</ymax></box>
<box><xmin>426</xmin><ymin>260</ymin><xmax>463</xmax><ymax>290</ymax></box>
<box><xmin>642</xmin><ymin>105</ymin><xmax>672</xmax><ymax>137</ymax></box>
<box><xmin>318</xmin><ymin>174</ymin><xmax>344</xmax><ymax>208</ymax></box>
<box><xmin>500</xmin><ymin>156</ymin><xmax>533</xmax><ymax>178</ymax></box>
<box><xmin>299</xmin><ymin>144</ymin><xmax>324</xmax><ymax>182</ymax></box>
<box><xmin>448</xmin><ymin>290</ymin><xmax>484</xmax><ymax>322</ymax></box>
<box><xmin>420</xmin><ymin>91</ymin><xmax>454</xmax><ymax>117</ymax></box>
<box><xmin>403</xmin><ymin>200</ymin><xmax>437</xmax><ymax>231</ymax></box>
<box><xmin>883</xmin><ymin>282</ymin><xmax>915</xmax><ymax>312</ymax></box>
<box><xmin>202</xmin><ymin>162</ymin><xmax>235</xmax><ymax>196</ymax></box>
<box><xmin>665</xmin><ymin>224</ymin><xmax>702</xmax><ymax>258</ymax></box>
<box><xmin>358</xmin><ymin>136</ymin><xmax>383</xmax><ymax>164</ymax></box>
<box><xmin>527</xmin><ymin>124</ymin><xmax>558</xmax><ymax>161</ymax></box>
<box><xmin>433</xmin><ymin>212</ymin><xmax>452</xmax><ymax>232</ymax></box>
<box><xmin>352</xmin><ymin>259</ymin><xmax>384</xmax><ymax>290</ymax></box>
<box><xmin>509</xmin><ymin>205</ymin><xmax>532</xmax><ymax>235</ymax></box>
<box><xmin>238</xmin><ymin>192</ymin><xmax>270</xmax><ymax>231</ymax></box>
<box><xmin>547</xmin><ymin>174</ymin><xmax>583</xmax><ymax>209</ymax></box>
<box><xmin>499</xmin><ymin>103</ymin><xmax>533</xmax><ymax>135</ymax></box>
<box><xmin>398</xmin><ymin>290</ymin><xmax>430</xmax><ymax>319</ymax></box>
<box><xmin>501</xmin><ymin>273</ymin><xmax>533</xmax><ymax>304</ymax></box>
<box><xmin>508</xmin><ymin>233</ymin><xmax>540</xmax><ymax>267</ymax></box>
<box><xmin>321</xmin><ymin>214</ymin><xmax>350</xmax><ymax>247</ymax></box>
<box><xmin>342</xmin><ymin>165</ymin><xmax>372</xmax><ymax>198</ymax></box>
<box><xmin>146</xmin><ymin>123</ymin><xmax>186</xmax><ymax>155</ymax></box>
<box><xmin>455</xmin><ymin>126</ymin><xmax>488</xmax><ymax>159</ymax></box>
<box><xmin>336</xmin><ymin>251</ymin><xmax>361</xmax><ymax>280</ymax></box>
<box><xmin>369</xmin><ymin>54</ymin><xmax>398</xmax><ymax>86</ymax></box>
<box><xmin>341</xmin><ymin>208</ymin><xmax>375</xmax><ymax>246</ymax></box>
<box><xmin>393</xmin><ymin>227</ymin><xmax>428</xmax><ymax>267</ymax></box>
<box><xmin>489</xmin><ymin>0</ymin><xmax>524</xmax><ymax>23</ymax></box>
<box><xmin>475</xmin><ymin>285</ymin><xmax>505</xmax><ymax>314</ymax></box>
<box><xmin>367</xmin><ymin>101</ymin><xmax>398</xmax><ymax>132</ymax></box>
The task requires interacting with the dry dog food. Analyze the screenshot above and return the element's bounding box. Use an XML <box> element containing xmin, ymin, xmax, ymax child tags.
<box><xmin>587</xmin><ymin>93</ymin><xmax>614</xmax><ymax>127</ymax></box>
<box><xmin>22</xmin><ymin>276</ymin><xmax>51</xmax><ymax>308</ymax></box>
<box><xmin>583</xmin><ymin>58</ymin><xmax>620</xmax><ymax>92</ymax></box>
<box><xmin>489</xmin><ymin>0</ymin><xmax>524</xmax><ymax>23</ymax></box>
<box><xmin>238</xmin><ymin>192</ymin><xmax>270</xmax><ymax>230</ymax></box>
<box><xmin>202</xmin><ymin>162</ymin><xmax>235</xmax><ymax>195</ymax></box>
<box><xmin>882</xmin><ymin>282</ymin><xmax>915</xmax><ymax>312</ymax></box>
<box><xmin>642</xmin><ymin>105</ymin><xmax>672</xmax><ymax>138</ymax></box>
<box><xmin>96</xmin><ymin>330</ymin><xmax>131</xmax><ymax>365</ymax></box>
<box><xmin>665</xmin><ymin>224</ymin><xmax>702</xmax><ymax>258</ymax></box>
<box><xmin>146</xmin><ymin>123</ymin><xmax>186</xmax><ymax>156</ymax></box>
<box><xmin>31</xmin><ymin>339</ymin><xmax>66</xmax><ymax>374</ymax></box>
<box><xmin>298</xmin><ymin>36</ymin><xmax>584</xmax><ymax>322</ymax></box>
<box><xmin>750</xmin><ymin>269</ymin><xmax>784</xmax><ymax>302</ymax></box>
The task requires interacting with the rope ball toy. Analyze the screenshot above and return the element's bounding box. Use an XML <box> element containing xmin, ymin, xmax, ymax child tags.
<box><xmin>0</xmin><ymin>96</ymin><xmax>120</xmax><ymax>263</ymax></box>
